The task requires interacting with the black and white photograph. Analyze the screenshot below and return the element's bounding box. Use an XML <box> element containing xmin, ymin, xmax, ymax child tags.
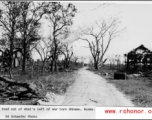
<box><xmin>0</xmin><ymin>0</ymin><xmax>152</xmax><ymax>111</ymax></box>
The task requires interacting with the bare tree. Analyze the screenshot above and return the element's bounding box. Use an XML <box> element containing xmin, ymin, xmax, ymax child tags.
<box><xmin>45</xmin><ymin>2</ymin><xmax>77</xmax><ymax>71</ymax></box>
<box><xmin>78</xmin><ymin>18</ymin><xmax>123</xmax><ymax>70</ymax></box>
<box><xmin>72</xmin><ymin>55</ymin><xmax>79</xmax><ymax>66</ymax></box>
<box><xmin>60</xmin><ymin>42</ymin><xmax>73</xmax><ymax>69</ymax></box>
<box><xmin>34</xmin><ymin>38</ymin><xmax>52</xmax><ymax>74</ymax></box>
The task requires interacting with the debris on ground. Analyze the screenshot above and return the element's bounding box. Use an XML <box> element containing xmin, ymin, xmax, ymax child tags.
<box><xmin>131</xmin><ymin>96</ymin><xmax>149</xmax><ymax>106</ymax></box>
<box><xmin>89</xmin><ymin>99</ymin><xmax>98</xmax><ymax>103</ymax></box>
<box><xmin>0</xmin><ymin>70</ymin><xmax>76</xmax><ymax>105</ymax></box>
<box><xmin>36</xmin><ymin>92</ymin><xmax>65</xmax><ymax>105</ymax></box>
<box><xmin>127</xmin><ymin>74</ymin><xmax>141</xmax><ymax>79</ymax></box>
<box><xmin>0</xmin><ymin>76</ymin><xmax>43</xmax><ymax>100</ymax></box>
<box><xmin>65</xmin><ymin>69</ymin><xmax>73</xmax><ymax>72</ymax></box>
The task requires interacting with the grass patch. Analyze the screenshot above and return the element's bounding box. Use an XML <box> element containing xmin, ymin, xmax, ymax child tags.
<box><xmin>45</xmin><ymin>72</ymin><xmax>77</xmax><ymax>95</ymax></box>
<box><xmin>106</xmin><ymin>78</ymin><xmax>152</xmax><ymax>107</ymax></box>
<box><xmin>89</xmin><ymin>65</ymin><xmax>152</xmax><ymax>107</ymax></box>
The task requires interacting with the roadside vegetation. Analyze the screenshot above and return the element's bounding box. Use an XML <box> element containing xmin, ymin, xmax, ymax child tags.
<box><xmin>0</xmin><ymin>69</ymin><xmax>78</xmax><ymax>105</ymax></box>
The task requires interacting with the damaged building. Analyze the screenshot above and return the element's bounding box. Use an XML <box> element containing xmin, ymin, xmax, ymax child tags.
<box><xmin>124</xmin><ymin>44</ymin><xmax>152</xmax><ymax>73</ymax></box>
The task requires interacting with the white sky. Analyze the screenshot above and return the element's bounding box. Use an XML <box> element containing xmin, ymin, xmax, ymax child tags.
<box><xmin>34</xmin><ymin>1</ymin><xmax>152</xmax><ymax>63</ymax></box>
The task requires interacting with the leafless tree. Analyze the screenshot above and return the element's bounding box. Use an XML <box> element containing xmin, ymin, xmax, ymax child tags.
<box><xmin>34</xmin><ymin>38</ymin><xmax>52</xmax><ymax>74</ymax></box>
<box><xmin>78</xmin><ymin>18</ymin><xmax>124</xmax><ymax>70</ymax></box>
<box><xmin>60</xmin><ymin>42</ymin><xmax>73</xmax><ymax>69</ymax></box>
<box><xmin>72</xmin><ymin>55</ymin><xmax>79</xmax><ymax>66</ymax></box>
<box><xmin>45</xmin><ymin>2</ymin><xmax>77</xmax><ymax>71</ymax></box>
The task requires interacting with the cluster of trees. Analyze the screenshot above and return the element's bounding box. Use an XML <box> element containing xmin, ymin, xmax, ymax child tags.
<box><xmin>0</xmin><ymin>1</ymin><xmax>124</xmax><ymax>78</ymax></box>
<box><xmin>0</xmin><ymin>1</ymin><xmax>77</xmax><ymax>78</ymax></box>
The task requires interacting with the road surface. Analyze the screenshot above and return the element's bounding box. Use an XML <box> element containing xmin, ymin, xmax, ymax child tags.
<box><xmin>61</xmin><ymin>68</ymin><xmax>134</xmax><ymax>106</ymax></box>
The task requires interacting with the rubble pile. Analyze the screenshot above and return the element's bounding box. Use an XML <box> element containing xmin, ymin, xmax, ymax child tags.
<box><xmin>0</xmin><ymin>76</ymin><xmax>42</xmax><ymax>101</ymax></box>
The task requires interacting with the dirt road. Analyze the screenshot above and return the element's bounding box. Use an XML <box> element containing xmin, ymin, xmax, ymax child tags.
<box><xmin>61</xmin><ymin>68</ymin><xmax>134</xmax><ymax>106</ymax></box>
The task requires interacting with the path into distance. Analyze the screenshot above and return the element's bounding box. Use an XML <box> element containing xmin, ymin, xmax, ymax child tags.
<box><xmin>61</xmin><ymin>68</ymin><xmax>134</xmax><ymax>106</ymax></box>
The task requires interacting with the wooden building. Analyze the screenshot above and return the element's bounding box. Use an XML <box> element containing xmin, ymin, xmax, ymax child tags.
<box><xmin>0</xmin><ymin>48</ymin><xmax>22</xmax><ymax>68</ymax></box>
<box><xmin>124</xmin><ymin>45</ymin><xmax>152</xmax><ymax>73</ymax></box>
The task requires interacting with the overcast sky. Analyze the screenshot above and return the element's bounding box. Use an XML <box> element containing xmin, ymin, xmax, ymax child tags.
<box><xmin>35</xmin><ymin>1</ymin><xmax>152</xmax><ymax>63</ymax></box>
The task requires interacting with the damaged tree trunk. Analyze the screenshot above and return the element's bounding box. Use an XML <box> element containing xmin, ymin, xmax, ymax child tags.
<box><xmin>0</xmin><ymin>76</ymin><xmax>40</xmax><ymax>99</ymax></box>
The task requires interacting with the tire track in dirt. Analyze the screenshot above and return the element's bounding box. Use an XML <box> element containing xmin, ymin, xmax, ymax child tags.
<box><xmin>61</xmin><ymin>68</ymin><xmax>134</xmax><ymax>106</ymax></box>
